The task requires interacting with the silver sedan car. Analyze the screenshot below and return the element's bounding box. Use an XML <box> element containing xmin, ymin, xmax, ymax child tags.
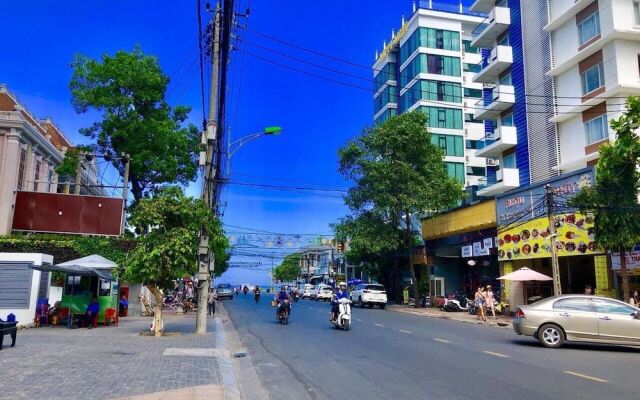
<box><xmin>513</xmin><ymin>295</ymin><xmax>640</xmax><ymax>348</ymax></box>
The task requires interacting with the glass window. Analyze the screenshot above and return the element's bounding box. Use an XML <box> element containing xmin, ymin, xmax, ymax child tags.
<box><xmin>466</xmin><ymin>166</ymin><xmax>486</xmax><ymax>176</ymax></box>
<box><xmin>17</xmin><ymin>149</ymin><xmax>26</xmax><ymax>190</ymax></box>
<box><xmin>499</xmin><ymin>72</ymin><xmax>512</xmax><ymax>86</ymax></box>
<box><xmin>47</xmin><ymin>169</ymin><xmax>53</xmax><ymax>192</ymax></box>
<box><xmin>374</xmin><ymin>63</ymin><xmax>396</xmax><ymax>92</ymax></box>
<box><xmin>374</xmin><ymin>108</ymin><xmax>397</xmax><ymax>127</ymax></box>
<box><xmin>578</xmin><ymin>11</ymin><xmax>600</xmax><ymax>46</ymax></box>
<box><xmin>593</xmin><ymin>299</ymin><xmax>637</xmax><ymax>315</ymax></box>
<box><xmin>553</xmin><ymin>298</ymin><xmax>592</xmax><ymax>312</ymax></box>
<box><xmin>432</xmin><ymin>134</ymin><xmax>464</xmax><ymax>156</ymax></box>
<box><xmin>420</xmin><ymin>106</ymin><xmax>463</xmax><ymax>129</ymax></box>
<box><xmin>445</xmin><ymin>162</ymin><xmax>465</xmax><ymax>183</ymax></box>
<box><xmin>466</xmin><ymin>139</ymin><xmax>479</xmax><ymax>149</ymax></box>
<box><xmin>464</xmin><ymin>88</ymin><xmax>482</xmax><ymax>98</ymax></box>
<box><xmin>584</xmin><ymin>114</ymin><xmax>608</xmax><ymax>144</ymax></box>
<box><xmin>503</xmin><ymin>153</ymin><xmax>516</xmax><ymax>169</ymax></box>
<box><xmin>581</xmin><ymin>63</ymin><xmax>605</xmax><ymax>94</ymax></box>
<box><xmin>496</xmin><ymin>0</ymin><xmax>508</xmax><ymax>6</ymax></box>
<box><xmin>501</xmin><ymin>113</ymin><xmax>514</xmax><ymax>127</ymax></box>
<box><xmin>33</xmin><ymin>160</ymin><xmax>41</xmax><ymax>191</ymax></box>
<box><xmin>463</xmin><ymin>63</ymin><xmax>481</xmax><ymax>73</ymax></box>
<box><xmin>374</xmin><ymin>85</ymin><xmax>398</xmax><ymax>114</ymax></box>
<box><xmin>635</xmin><ymin>1</ymin><xmax>640</xmax><ymax>25</ymax></box>
<box><xmin>401</xmin><ymin>54</ymin><xmax>461</xmax><ymax>86</ymax></box>
<box><xmin>463</xmin><ymin>40</ymin><xmax>479</xmax><ymax>54</ymax></box>
<box><xmin>497</xmin><ymin>32</ymin><xmax>510</xmax><ymax>46</ymax></box>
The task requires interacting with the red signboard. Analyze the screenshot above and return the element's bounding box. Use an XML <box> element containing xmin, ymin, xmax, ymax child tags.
<box><xmin>12</xmin><ymin>191</ymin><xmax>124</xmax><ymax>236</ymax></box>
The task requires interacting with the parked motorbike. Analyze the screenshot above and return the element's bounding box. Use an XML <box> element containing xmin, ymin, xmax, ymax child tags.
<box><xmin>408</xmin><ymin>294</ymin><xmax>431</xmax><ymax>308</ymax></box>
<box><xmin>331</xmin><ymin>297</ymin><xmax>352</xmax><ymax>331</ymax></box>
<box><xmin>469</xmin><ymin>298</ymin><xmax>506</xmax><ymax>315</ymax></box>
<box><xmin>276</xmin><ymin>299</ymin><xmax>290</xmax><ymax>325</ymax></box>
<box><xmin>442</xmin><ymin>293</ymin><xmax>472</xmax><ymax>312</ymax></box>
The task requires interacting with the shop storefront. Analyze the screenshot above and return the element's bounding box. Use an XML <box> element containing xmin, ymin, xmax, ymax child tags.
<box><xmin>611</xmin><ymin>246</ymin><xmax>640</xmax><ymax>295</ymax></box>
<box><xmin>422</xmin><ymin>200</ymin><xmax>499</xmax><ymax>299</ymax></box>
<box><xmin>496</xmin><ymin>168</ymin><xmax>611</xmax><ymax>307</ymax></box>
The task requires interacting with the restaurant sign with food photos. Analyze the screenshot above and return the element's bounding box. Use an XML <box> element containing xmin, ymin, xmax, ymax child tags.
<box><xmin>496</xmin><ymin>168</ymin><xmax>602</xmax><ymax>261</ymax></box>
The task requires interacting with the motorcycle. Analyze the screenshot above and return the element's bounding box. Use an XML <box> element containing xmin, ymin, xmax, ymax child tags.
<box><xmin>469</xmin><ymin>298</ymin><xmax>506</xmax><ymax>315</ymax></box>
<box><xmin>243</xmin><ymin>286</ymin><xmax>248</xmax><ymax>295</ymax></box>
<box><xmin>441</xmin><ymin>293</ymin><xmax>472</xmax><ymax>312</ymax></box>
<box><xmin>254</xmin><ymin>291</ymin><xmax>261</xmax><ymax>303</ymax></box>
<box><xmin>331</xmin><ymin>297</ymin><xmax>352</xmax><ymax>331</ymax></box>
<box><xmin>276</xmin><ymin>299</ymin><xmax>290</xmax><ymax>325</ymax></box>
<box><xmin>408</xmin><ymin>294</ymin><xmax>431</xmax><ymax>308</ymax></box>
<box><xmin>292</xmin><ymin>292</ymin><xmax>299</xmax><ymax>303</ymax></box>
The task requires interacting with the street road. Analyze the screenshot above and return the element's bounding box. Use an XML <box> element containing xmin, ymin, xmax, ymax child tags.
<box><xmin>224</xmin><ymin>293</ymin><xmax>640</xmax><ymax>400</ymax></box>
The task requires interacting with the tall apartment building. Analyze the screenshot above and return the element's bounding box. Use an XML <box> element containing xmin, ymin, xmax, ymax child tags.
<box><xmin>373</xmin><ymin>1</ymin><xmax>488</xmax><ymax>188</ymax></box>
<box><xmin>470</xmin><ymin>0</ymin><xmax>559</xmax><ymax>196</ymax></box>
<box><xmin>547</xmin><ymin>0</ymin><xmax>640</xmax><ymax>173</ymax></box>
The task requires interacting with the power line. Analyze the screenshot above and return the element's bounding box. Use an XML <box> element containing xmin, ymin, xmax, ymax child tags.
<box><xmin>197</xmin><ymin>0</ymin><xmax>207</xmax><ymax>129</ymax></box>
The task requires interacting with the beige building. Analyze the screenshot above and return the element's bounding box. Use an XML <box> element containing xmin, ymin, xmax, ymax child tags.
<box><xmin>0</xmin><ymin>84</ymin><xmax>104</xmax><ymax>235</ymax></box>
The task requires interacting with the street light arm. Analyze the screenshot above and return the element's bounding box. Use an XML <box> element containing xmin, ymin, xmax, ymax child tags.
<box><xmin>228</xmin><ymin>132</ymin><xmax>266</xmax><ymax>160</ymax></box>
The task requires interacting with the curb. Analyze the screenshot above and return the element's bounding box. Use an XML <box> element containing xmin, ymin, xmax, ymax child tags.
<box><xmin>388</xmin><ymin>306</ymin><xmax>513</xmax><ymax>329</ymax></box>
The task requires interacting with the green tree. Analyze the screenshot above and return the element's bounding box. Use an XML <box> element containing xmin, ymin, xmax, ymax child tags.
<box><xmin>69</xmin><ymin>46</ymin><xmax>200</xmax><ymax>202</ymax></box>
<box><xmin>121</xmin><ymin>187</ymin><xmax>228</xmax><ymax>336</ymax></box>
<box><xmin>274</xmin><ymin>253</ymin><xmax>301</xmax><ymax>282</ymax></box>
<box><xmin>335</xmin><ymin>111</ymin><xmax>463</xmax><ymax>305</ymax></box>
<box><xmin>571</xmin><ymin>96</ymin><xmax>640</xmax><ymax>302</ymax></box>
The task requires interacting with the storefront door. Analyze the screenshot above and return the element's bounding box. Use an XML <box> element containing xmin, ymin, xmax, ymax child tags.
<box><xmin>430</xmin><ymin>277</ymin><xmax>444</xmax><ymax>297</ymax></box>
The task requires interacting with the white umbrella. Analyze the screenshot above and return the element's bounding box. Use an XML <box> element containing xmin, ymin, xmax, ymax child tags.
<box><xmin>56</xmin><ymin>254</ymin><xmax>117</xmax><ymax>270</ymax></box>
<box><xmin>498</xmin><ymin>267</ymin><xmax>552</xmax><ymax>282</ymax></box>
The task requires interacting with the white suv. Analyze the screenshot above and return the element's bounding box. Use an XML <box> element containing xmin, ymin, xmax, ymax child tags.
<box><xmin>301</xmin><ymin>284</ymin><xmax>314</xmax><ymax>299</ymax></box>
<box><xmin>312</xmin><ymin>284</ymin><xmax>334</xmax><ymax>301</ymax></box>
<box><xmin>351</xmin><ymin>284</ymin><xmax>387</xmax><ymax>309</ymax></box>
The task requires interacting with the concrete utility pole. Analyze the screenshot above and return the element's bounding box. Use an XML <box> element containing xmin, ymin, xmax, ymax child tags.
<box><xmin>546</xmin><ymin>185</ymin><xmax>562</xmax><ymax>296</ymax></box>
<box><xmin>120</xmin><ymin>154</ymin><xmax>130</xmax><ymax>236</ymax></box>
<box><xmin>196</xmin><ymin>3</ymin><xmax>221</xmax><ymax>334</ymax></box>
<box><xmin>74</xmin><ymin>152</ymin><xmax>83</xmax><ymax>194</ymax></box>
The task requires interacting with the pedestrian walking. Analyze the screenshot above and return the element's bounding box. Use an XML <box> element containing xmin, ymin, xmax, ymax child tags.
<box><xmin>207</xmin><ymin>289</ymin><xmax>217</xmax><ymax>317</ymax></box>
<box><xmin>630</xmin><ymin>290</ymin><xmax>639</xmax><ymax>307</ymax></box>
<box><xmin>485</xmin><ymin>285</ymin><xmax>496</xmax><ymax>319</ymax></box>
<box><xmin>584</xmin><ymin>285</ymin><xmax>593</xmax><ymax>295</ymax></box>
<box><xmin>474</xmin><ymin>287</ymin><xmax>486</xmax><ymax>322</ymax></box>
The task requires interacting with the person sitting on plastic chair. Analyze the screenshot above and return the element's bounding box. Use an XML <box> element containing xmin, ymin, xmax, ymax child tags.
<box><xmin>81</xmin><ymin>297</ymin><xmax>100</xmax><ymax>329</ymax></box>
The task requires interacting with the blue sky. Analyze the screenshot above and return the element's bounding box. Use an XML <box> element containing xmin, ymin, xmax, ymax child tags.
<box><xmin>1</xmin><ymin>0</ymin><xmax>471</xmax><ymax>284</ymax></box>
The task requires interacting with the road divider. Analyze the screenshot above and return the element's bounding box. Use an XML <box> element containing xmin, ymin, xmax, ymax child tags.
<box><xmin>374</xmin><ymin>323</ymin><xmax>384</xmax><ymax>327</ymax></box>
<box><xmin>399</xmin><ymin>329</ymin><xmax>413</xmax><ymax>334</ymax></box>
<box><xmin>433</xmin><ymin>338</ymin><xmax>450</xmax><ymax>343</ymax></box>
<box><xmin>563</xmin><ymin>371</ymin><xmax>609</xmax><ymax>383</ymax></box>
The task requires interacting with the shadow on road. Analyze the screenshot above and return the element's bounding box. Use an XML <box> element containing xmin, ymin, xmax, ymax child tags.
<box><xmin>511</xmin><ymin>339</ymin><xmax>640</xmax><ymax>353</ymax></box>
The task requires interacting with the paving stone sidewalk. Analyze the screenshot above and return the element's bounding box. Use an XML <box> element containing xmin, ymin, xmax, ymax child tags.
<box><xmin>387</xmin><ymin>304</ymin><xmax>514</xmax><ymax>328</ymax></box>
<box><xmin>0</xmin><ymin>314</ymin><xmax>235</xmax><ymax>400</ymax></box>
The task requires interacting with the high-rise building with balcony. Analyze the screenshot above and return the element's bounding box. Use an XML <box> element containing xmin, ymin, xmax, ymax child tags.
<box><xmin>373</xmin><ymin>1</ymin><xmax>488</xmax><ymax>188</ymax></box>
<box><xmin>546</xmin><ymin>0</ymin><xmax>640</xmax><ymax>173</ymax></box>
<box><xmin>470</xmin><ymin>0</ymin><xmax>559</xmax><ymax>196</ymax></box>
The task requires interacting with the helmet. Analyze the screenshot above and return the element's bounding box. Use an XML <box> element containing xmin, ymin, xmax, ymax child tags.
<box><xmin>281</xmin><ymin>286</ymin><xmax>286</xmax><ymax>291</ymax></box>
<box><xmin>339</xmin><ymin>282</ymin><xmax>346</xmax><ymax>288</ymax></box>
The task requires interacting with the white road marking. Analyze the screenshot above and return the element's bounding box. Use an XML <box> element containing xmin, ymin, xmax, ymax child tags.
<box><xmin>564</xmin><ymin>371</ymin><xmax>609</xmax><ymax>383</ymax></box>
<box><xmin>482</xmin><ymin>351</ymin><xmax>510</xmax><ymax>358</ymax></box>
<box><xmin>374</xmin><ymin>323</ymin><xmax>384</xmax><ymax>327</ymax></box>
<box><xmin>355</xmin><ymin>318</ymin><xmax>362</xmax><ymax>322</ymax></box>
<box><xmin>399</xmin><ymin>329</ymin><xmax>413</xmax><ymax>334</ymax></box>
<box><xmin>433</xmin><ymin>338</ymin><xmax>450</xmax><ymax>343</ymax></box>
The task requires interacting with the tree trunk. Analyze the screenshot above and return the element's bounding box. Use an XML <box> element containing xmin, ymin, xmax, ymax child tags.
<box><xmin>620</xmin><ymin>248</ymin><xmax>630</xmax><ymax>303</ymax></box>
<box><xmin>147</xmin><ymin>283</ymin><xmax>164</xmax><ymax>337</ymax></box>
<box><xmin>405</xmin><ymin>211</ymin><xmax>420</xmax><ymax>308</ymax></box>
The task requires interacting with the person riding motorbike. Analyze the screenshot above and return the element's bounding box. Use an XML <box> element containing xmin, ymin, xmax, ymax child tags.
<box><xmin>331</xmin><ymin>282</ymin><xmax>350</xmax><ymax>321</ymax></box>
<box><xmin>242</xmin><ymin>285</ymin><xmax>248</xmax><ymax>295</ymax></box>
<box><xmin>254</xmin><ymin>285</ymin><xmax>261</xmax><ymax>303</ymax></box>
<box><xmin>276</xmin><ymin>286</ymin><xmax>291</xmax><ymax>317</ymax></box>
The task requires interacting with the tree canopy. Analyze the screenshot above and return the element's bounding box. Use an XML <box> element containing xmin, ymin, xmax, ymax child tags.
<box><xmin>335</xmin><ymin>111</ymin><xmax>463</xmax><ymax>300</ymax></box>
<box><xmin>121</xmin><ymin>187</ymin><xmax>228</xmax><ymax>335</ymax></box>
<box><xmin>69</xmin><ymin>46</ymin><xmax>200</xmax><ymax>201</ymax></box>
<box><xmin>571</xmin><ymin>96</ymin><xmax>640</xmax><ymax>302</ymax></box>
<box><xmin>274</xmin><ymin>253</ymin><xmax>301</xmax><ymax>282</ymax></box>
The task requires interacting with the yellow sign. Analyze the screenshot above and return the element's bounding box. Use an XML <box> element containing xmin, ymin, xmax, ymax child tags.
<box><xmin>502</xmin><ymin>261</ymin><xmax>513</xmax><ymax>299</ymax></box>
<box><xmin>497</xmin><ymin>212</ymin><xmax>600</xmax><ymax>261</ymax></box>
<box><xmin>594</xmin><ymin>255</ymin><xmax>614</xmax><ymax>298</ymax></box>
<box><xmin>378</xmin><ymin>22</ymin><xmax>409</xmax><ymax>62</ymax></box>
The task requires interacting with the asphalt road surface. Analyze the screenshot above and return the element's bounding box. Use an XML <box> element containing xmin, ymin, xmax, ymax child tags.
<box><xmin>224</xmin><ymin>293</ymin><xmax>640</xmax><ymax>400</ymax></box>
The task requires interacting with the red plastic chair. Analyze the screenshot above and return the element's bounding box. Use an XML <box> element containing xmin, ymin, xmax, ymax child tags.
<box><xmin>35</xmin><ymin>304</ymin><xmax>49</xmax><ymax>327</ymax></box>
<box><xmin>104</xmin><ymin>308</ymin><xmax>118</xmax><ymax>326</ymax></box>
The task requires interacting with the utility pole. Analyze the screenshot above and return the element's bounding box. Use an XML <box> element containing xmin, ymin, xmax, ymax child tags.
<box><xmin>546</xmin><ymin>185</ymin><xmax>562</xmax><ymax>296</ymax></box>
<box><xmin>120</xmin><ymin>154</ymin><xmax>130</xmax><ymax>235</ymax></box>
<box><xmin>196</xmin><ymin>1</ymin><xmax>222</xmax><ymax>334</ymax></box>
<box><xmin>306</xmin><ymin>254</ymin><xmax>310</xmax><ymax>283</ymax></box>
<box><xmin>74</xmin><ymin>152</ymin><xmax>83</xmax><ymax>194</ymax></box>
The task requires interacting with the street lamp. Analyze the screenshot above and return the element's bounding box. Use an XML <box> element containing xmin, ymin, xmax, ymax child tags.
<box><xmin>227</xmin><ymin>126</ymin><xmax>282</xmax><ymax>174</ymax></box>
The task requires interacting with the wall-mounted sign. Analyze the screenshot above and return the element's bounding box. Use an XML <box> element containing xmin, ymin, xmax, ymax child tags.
<box><xmin>461</xmin><ymin>245</ymin><xmax>473</xmax><ymax>258</ymax></box>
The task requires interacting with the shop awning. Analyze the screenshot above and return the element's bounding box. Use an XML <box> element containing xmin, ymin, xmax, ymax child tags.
<box><xmin>498</xmin><ymin>267</ymin><xmax>552</xmax><ymax>282</ymax></box>
<box><xmin>422</xmin><ymin>200</ymin><xmax>497</xmax><ymax>241</ymax></box>
<box><xmin>29</xmin><ymin>254</ymin><xmax>118</xmax><ymax>281</ymax></box>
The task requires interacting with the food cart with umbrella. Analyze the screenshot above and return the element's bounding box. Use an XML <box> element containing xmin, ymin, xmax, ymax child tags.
<box><xmin>30</xmin><ymin>255</ymin><xmax>118</xmax><ymax>326</ymax></box>
<box><xmin>498</xmin><ymin>267</ymin><xmax>553</xmax><ymax>308</ymax></box>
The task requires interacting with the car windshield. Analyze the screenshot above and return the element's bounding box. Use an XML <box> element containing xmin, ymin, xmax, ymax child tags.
<box><xmin>366</xmin><ymin>285</ymin><xmax>385</xmax><ymax>291</ymax></box>
<box><xmin>217</xmin><ymin>284</ymin><xmax>231</xmax><ymax>289</ymax></box>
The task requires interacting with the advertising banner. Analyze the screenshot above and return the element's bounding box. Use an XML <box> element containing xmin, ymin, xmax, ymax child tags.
<box><xmin>611</xmin><ymin>249</ymin><xmax>640</xmax><ymax>271</ymax></box>
<box><xmin>496</xmin><ymin>169</ymin><xmax>601</xmax><ymax>261</ymax></box>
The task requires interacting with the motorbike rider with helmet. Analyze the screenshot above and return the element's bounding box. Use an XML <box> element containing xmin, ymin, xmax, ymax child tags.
<box><xmin>253</xmin><ymin>285</ymin><xmax>261</xmax><ymax>303</ymax></box>
<box><xmin>331</xmin><ymin>282</ymin><xmax>350</xmax><ymax>321</ymax></box>
<box><xmin>276</xmin><ymin>286</ymin><xmax>291</xmax><ymax>317</ymax></box>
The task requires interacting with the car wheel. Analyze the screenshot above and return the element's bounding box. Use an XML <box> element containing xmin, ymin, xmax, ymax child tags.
<box><xmin>360</xmin><ymin>297</ymin><xmax>365</xmax><ymax>308</ymax></box>
<box><xmin>380</xmin><ymin>304</ymin><xmax>386</xmax><ymax>310</ymax></box>
<box><xmin>230</xmin><ymin>296</ymin><xmax>233</xmax><ymax>300</ymax></box>
<box><xmin>368</xmin><ymin>303</ymin><xmax>373</xmax><ymax>308</ymax></box>
<box><xmin>538</xmin><ymin>324</ymin><xmax>564</xmax><ymax>348</ymax></box>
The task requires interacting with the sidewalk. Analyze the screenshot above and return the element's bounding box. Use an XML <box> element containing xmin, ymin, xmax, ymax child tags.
<box><xmin>0</xmin><ymin>312</ymin><xmax>242</xmax><ymax>400</ymax></box>
<box><xmin>387</xmin><ymin>303</ymin><xmax>514</xmax><ymax>329</ymax></box>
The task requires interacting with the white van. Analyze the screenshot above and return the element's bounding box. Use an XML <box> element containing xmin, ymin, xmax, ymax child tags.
<box><xmin>301</xmin><ymin>284</ymin><xmax>314</xmax><ymax>299</ymax></box>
